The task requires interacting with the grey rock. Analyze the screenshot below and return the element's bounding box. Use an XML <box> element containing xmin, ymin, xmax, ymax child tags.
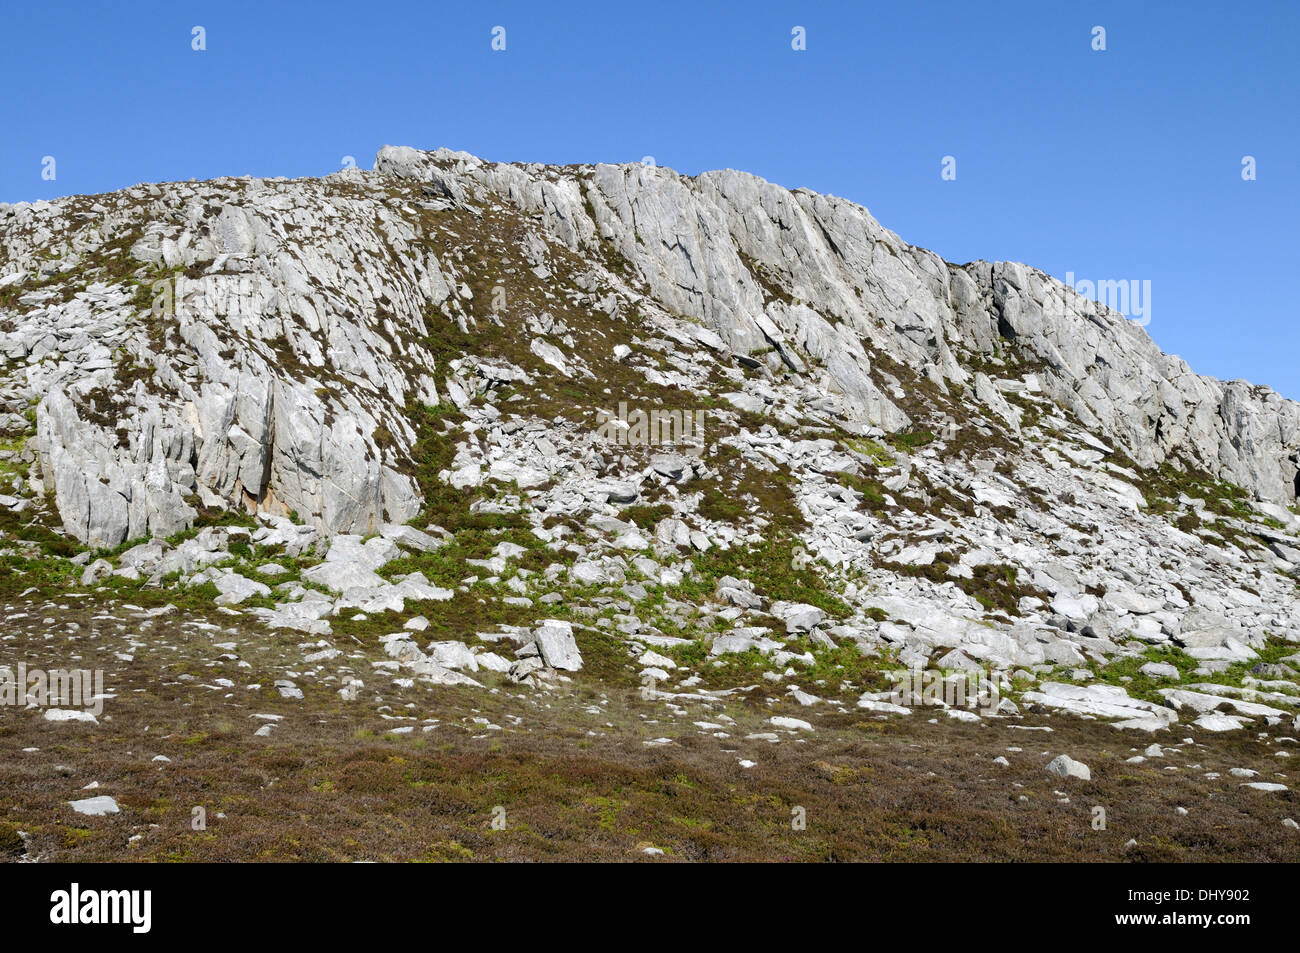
<box><xmin>213</xmin><ymin>572</ymin><xmax>271</xmax><ymax>606</ymax></box>
<box><xmin>301</xmin><ymin>560</ymin><xmax>387</xmax><ymax>593</ymax></box>
<box><xmin>1045</xmin><ymin>754</ymin><xmax>1092</xmax><ymax>781</ymax></box>
<box><xmin>1139</xmin><ymin>661</ymin><xmax>1181</xmax><ymax>680</ymax></box>
<box><xmin>79</xmin><ymin>558</ymin><xmax>113</xmax><ymax>585</ymax></box>
<box><xmin>770</xmin><ymin>601</ymin><xmax>827</xmax><ymax>633</ymax></box>
<box><xmin>532</xmin><ymin>620</ymin><xmax>582</xmax><ymax>671</ymax></box>
<box><xmin>380</xmin><ymin>522</ymin><xmax>446</xmax><ymax>553</ymax></box>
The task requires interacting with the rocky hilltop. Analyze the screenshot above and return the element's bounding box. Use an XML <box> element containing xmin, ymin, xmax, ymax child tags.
<box><xmin>2</xmin><ymin>146</ymin><xmax>1300</xmax><ymax>738</ymax></box>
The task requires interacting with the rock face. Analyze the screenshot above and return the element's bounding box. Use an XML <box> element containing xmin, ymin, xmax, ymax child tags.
<box><xmin>1</xmin><ymin>146</ymin><xmax>1296</xmax><ymax>549</ymax></box>
<box><xmin>373</xmin><ymin>147</ymin><xmax>1299</xmax><ymax>504</ymax></box>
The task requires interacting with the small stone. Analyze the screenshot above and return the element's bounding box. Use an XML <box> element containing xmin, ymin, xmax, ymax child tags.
<box><xmin>68</xmin><ymin>795</ymin><xmax>119</xmax><ymax>816</ymax></box>
<box><xmin>1045</xmin><ymin>754</ymin><xmax>1091</xmax><ymax>781</ymax></box>
<box><xmin>770</xmin><ymin>716</ymin><xmax>814</xmax><ymax>732</ymax></box>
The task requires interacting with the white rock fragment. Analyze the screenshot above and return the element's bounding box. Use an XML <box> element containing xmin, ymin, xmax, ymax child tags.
<box><xmin>770</xmin><ymin>716</ymin><xmax>814</xmax><ymax>732</ymax></box>
<box><xmin>68</xmin><ymin>795</ymin><xmax>120</xmax><ymax>816</ymax></box>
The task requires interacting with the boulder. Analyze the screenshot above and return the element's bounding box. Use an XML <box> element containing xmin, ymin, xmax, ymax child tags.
<box><xmin>1045</xmin><ymin>754</ymin><xmax>1091</xmax><ymax>781</ymax></box>
<box><xmin>532</xmin><ymin>620</ymin><xmax>582</xmax><ymax>671</ymax></box>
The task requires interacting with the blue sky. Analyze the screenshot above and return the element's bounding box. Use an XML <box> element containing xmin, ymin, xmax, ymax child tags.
<box><xmin>3</xmin><ymin>1</ymin><xmax>1296</xmax><ymax>398</ymax></box>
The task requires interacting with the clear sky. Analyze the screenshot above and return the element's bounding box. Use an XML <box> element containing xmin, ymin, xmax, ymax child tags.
<box><xmin>2</xmin><ymin>1</ymin><xmax>1296</xmax><ymax>398</ymax></box>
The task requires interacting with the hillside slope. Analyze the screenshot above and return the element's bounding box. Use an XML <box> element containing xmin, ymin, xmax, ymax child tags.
<box><xmin>1</xmin><ymin>146</ymin><xmax>1299</xmax><ymax>744</ymax></box>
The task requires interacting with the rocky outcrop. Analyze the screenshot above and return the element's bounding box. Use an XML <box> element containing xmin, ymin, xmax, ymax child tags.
<box><xmin>375</xmin><ymin>146</ymin><xmax>1300</xmax><ymax>507</ymax></box>
<box><xmin>0</xmin><ymin>146</ymin><xmax>1296</xmax><ymax>551</ymax></box>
